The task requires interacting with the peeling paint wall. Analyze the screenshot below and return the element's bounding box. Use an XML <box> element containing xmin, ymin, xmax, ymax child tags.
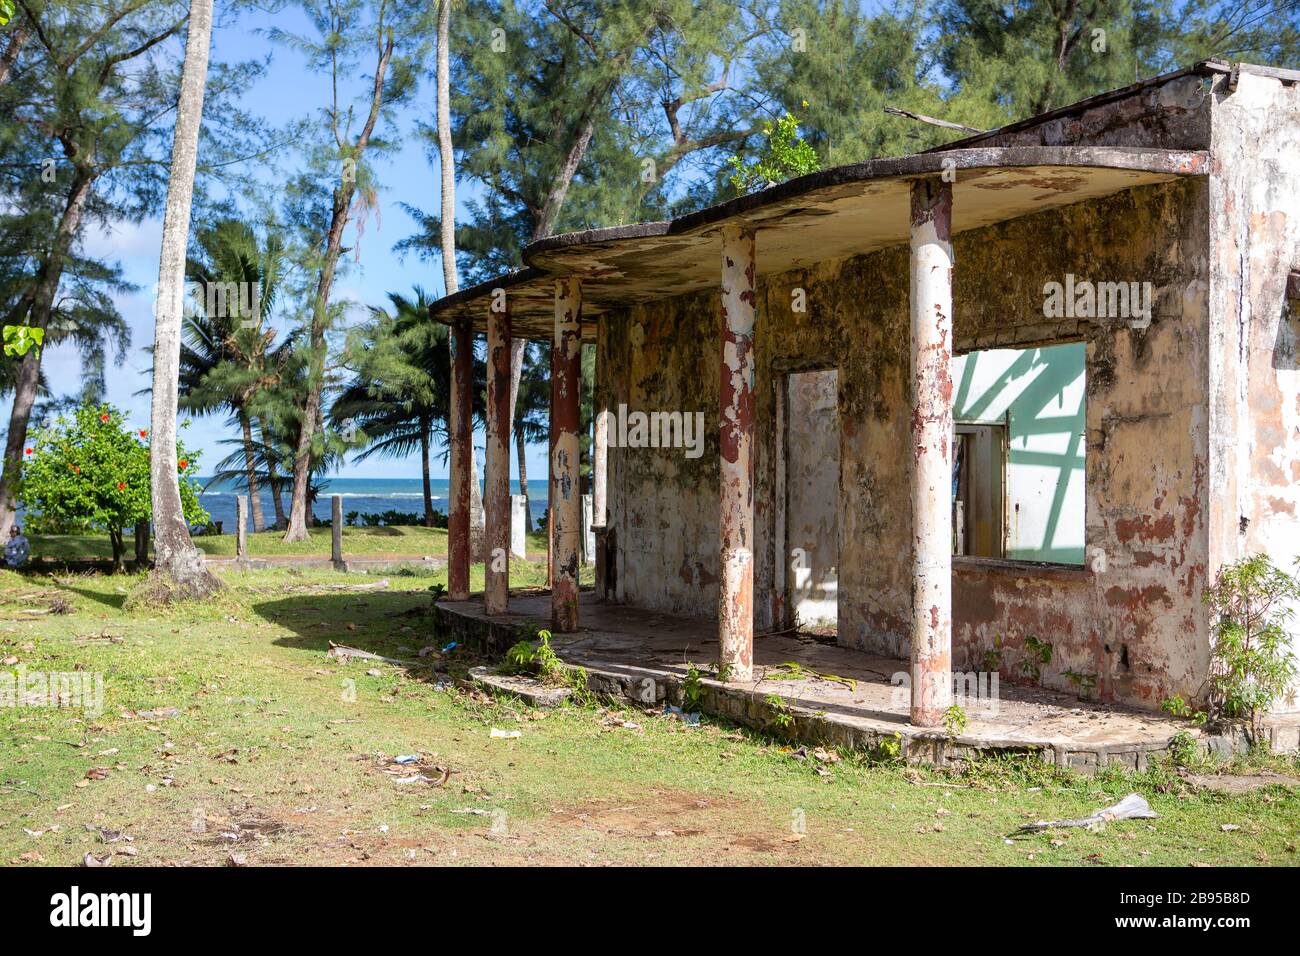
<box><xmin>600</xmin><ymin>293</ymin><xmax>721</xmax><ymax>615</ymax></box>
<box><xmin>1207</xmin><ymin>74</ymin><xmax>1300</xmax><ymax>713</ymax></box>
<box><xmin>784</xmin><ymin>369</ymin><xmax>840</xmax><ymax>631</ymax></box>
<box><xmin>601</xmin><ymin>177</ymin><xmax>1211</xmax><ymax>710</ymax></box>
<box><xmin>596</xmin><ymin>74</ymin><xmax>1300</xmax><ymax>713</ymax></box>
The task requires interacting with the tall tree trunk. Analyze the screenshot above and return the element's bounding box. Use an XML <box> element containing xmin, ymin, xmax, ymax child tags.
<box><xmin>260</xmin><ymin>420</ymin><xmax>287</xmax><ymax>530</ymax></box>
<box><xmin>143</xmin><ymin>0</ymin><xmax>219</xmax><ymax>600</ymax></box>
<box><xmin>436</xmin><ymin>0</ymin><xmax>456</xmax><ymax>298</ymax></box>
<box><xmin>436</xmin><ymin>0</ymin><xmax>486</xmax><ymax>556</ymax></box>
<box><xmin>239</xmin><ymin>410</ymin><xmax>266</xmax><ymax>533</ymax></box>
<box><xmin>134</xmin><ymin>520</ymin><xmax>150</xmax><ymax>568</ymax></box>
<box><xmin>110</xmin><ymin>527</ymin><xmax>125</xmax><ymax>574</ymax></box>
<box><xmin>283</xmin><ymin>253</ymin><xmax>335</xmax><ymax>541</ymax></box>
<box><xmin>0</xmin><ymin>18</ymin><xmax>30</xmax><ymax>86</ymax></box>
<box><xmin>285</xmin><ymin>31</ymin><xmax>394</xmax><ymax>542</ymax></box>
<box><xmin>420</xmin><ymin>416</ymin><xmax>434</xmax><ymax>527</ymax></box>
<box><xmin>516</xmin><ymin>424</ymin><xmax>533</xmax><ymax>533</ymax></box>
<box><xmin>0</xmin><ymin>166</ymin><xmax>95</xmax><ymax>538</ymax></box>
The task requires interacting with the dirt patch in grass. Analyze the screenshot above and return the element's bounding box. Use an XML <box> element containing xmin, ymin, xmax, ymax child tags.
<box><xmin>550</xmin><ymin>787</ymin><xmax>798</xmax><ymax>859</ymax></box>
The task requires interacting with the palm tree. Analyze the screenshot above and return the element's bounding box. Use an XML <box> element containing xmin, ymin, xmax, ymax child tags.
<box><xmin>179</xmin><ymin>219</ymin><xmax>284</xmax><ymax>533</ymax></box>
<box><xmin>146</xmin><ymin>0</ymin><xmax>219</xmax><ymax>599</ymax></box>
<box><xmin>330</xmin><ymin>287</ymin><xmax>483</xmax><ymax>526</ymax></box>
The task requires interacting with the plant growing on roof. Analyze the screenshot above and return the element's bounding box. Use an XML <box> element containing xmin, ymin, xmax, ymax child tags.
<box><xmin>727</xmin><ymin>109</ymin><xmax>821</xmax><ymax>195</ymax></box>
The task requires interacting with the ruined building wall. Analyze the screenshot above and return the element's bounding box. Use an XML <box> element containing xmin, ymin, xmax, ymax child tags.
<box><xmin>1207</xmin><ymin>74</ymin><xmax>1300</xmax><ymax>713</ymax></box>
<box><xmin>600</xmin><ymin>178</ymin><xmax>1212</xmax><ymax>711</ymax></box>
<box><xmin>598</xmin><ymin>292</ymin><xmax>722</xmax><ymax>615</ymax></box>
<box><xmin>755</xmin><ymin>179</ymin><xmax>1212</xmax><ymax>710</ymax></box>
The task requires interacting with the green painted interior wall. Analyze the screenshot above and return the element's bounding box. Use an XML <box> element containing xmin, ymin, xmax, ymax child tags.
<box><xmin>952</xmin><ymin>342</ymin><xmax>1086</xmax><ymax>564</ymax></box>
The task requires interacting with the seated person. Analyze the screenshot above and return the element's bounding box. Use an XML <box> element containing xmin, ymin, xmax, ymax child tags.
<box><xmin>5</xmin><ymin>525</ymin><xmax>30</xmax><ymax>568</ymax></box>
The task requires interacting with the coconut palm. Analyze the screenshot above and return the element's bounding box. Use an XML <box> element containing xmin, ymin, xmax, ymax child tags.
<box><xmin>147</xmin><ymin>0</ymin><xmax>219</xmax><ymax>599</ymax></box>
<box><xmin>331</xmin><ymin>287</ymin><xmax>483</xmax><ymax>526</ymax></box>
<box><xmin>178</xmin><ymin>218</ymin><xmax>285</xmax><ymax>532</ymax></box>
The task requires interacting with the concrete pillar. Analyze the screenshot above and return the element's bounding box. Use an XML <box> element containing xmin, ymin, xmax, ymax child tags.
<box><xmin>908</xmin><ymin>177</ymin><xmax>955</xmax><ymax>728</ymax></box>
<box><xmin>581</xmin><ymin>493</ymin><xmax>595</xmax><ymax>565</ymax></box>
<box><xmin>510</xmin><ymin>494</ymin><xmax>527</xmax><ymax>559</ymax></box>
<box><xmin>236</xmin><ymin>494</ymin><xmax>248</xmax><ymax>559</ymax></box>
<box><xmin>448</xmin><ymin>317</ymin><xmax>473</xmax><ymax>601</ymax></box>
<box><xmin>593</xmin><ymin>406</ymin><xmax>609</xmax><ymax>596</ymax></box>
<box><xmin>331</xmin><ymin>494</ymin><xmax>344</xmax><ymax>570</ymax></box>
<box><xmin>551</xmin><ymin>277</ymin><xmax>582</xmax><ymax>633</ymax></box>
<box><xmin>593</xmin><ymin>407</ymin><xmax>608</xmax><ymax>527</ymax></box>
<box><xmin>718</xmin><ymin>223</ymin><xmax>756</xmax><ymax>682</ymax></box>
<box><xmin>485</xmin><ymin>295</ymin><xmax>512</xmax><ymax>614</ymax></box>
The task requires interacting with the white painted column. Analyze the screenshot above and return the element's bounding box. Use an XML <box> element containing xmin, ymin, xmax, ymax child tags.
<box><xmin>908</xmin><ymin>177</ymin><xmax>954</xmax><ymax>728</ymax></box>
<box><xmin>718</xmin><ymin>223</ymin><xmax>757</xmax><ymax>682</ymax></box>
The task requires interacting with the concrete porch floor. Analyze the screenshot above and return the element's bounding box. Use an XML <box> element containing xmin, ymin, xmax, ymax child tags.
<box><xmin>434</xmin><ymin>591</ymin><xmax>1300</xmax><ymax>771</ymax></box>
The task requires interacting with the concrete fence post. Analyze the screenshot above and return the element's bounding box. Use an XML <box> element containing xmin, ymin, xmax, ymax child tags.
<box><xmin>236</xmin><ymin>494</ymin><xmax>248</xmax><ymax>560</ymax></box>
<box><xmin>510</xmin><ymin>494</ymin><xmax>527</xmax><ymax>559</ymax></box>
<box><xmin>331</xmin><ymin>494</ymin><xmax>344</xmax><ymax>571</ymax></box>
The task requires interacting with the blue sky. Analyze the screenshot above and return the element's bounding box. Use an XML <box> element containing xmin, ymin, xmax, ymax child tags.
<box><xmin>46</xmin><ymin>4</ymin><xmax>549</xmax><ymax>484</ymax></box>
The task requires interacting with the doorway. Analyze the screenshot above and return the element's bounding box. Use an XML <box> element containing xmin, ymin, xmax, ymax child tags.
<box><xmin>780</xmin><ymin>368</ymin><xmax>840</xmax><ymax>634</ymax></box>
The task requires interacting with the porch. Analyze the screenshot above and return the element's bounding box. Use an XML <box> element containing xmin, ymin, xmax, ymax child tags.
<box><xmin>434</xmin><ymin>591</ymin><xmax>1298</xmax><ymax>770</ymax></box>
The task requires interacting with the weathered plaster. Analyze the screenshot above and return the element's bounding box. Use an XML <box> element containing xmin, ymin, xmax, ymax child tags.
<box><xmin>1207</xmin><ymin>74</ymin><xmax>1300</xmax><ymax>712</ymax></box>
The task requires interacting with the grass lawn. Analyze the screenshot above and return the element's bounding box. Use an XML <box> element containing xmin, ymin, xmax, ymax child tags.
<box><xmin>1</xmin><ymin>563</ymin><xmax>1297</xmax><ymax>867</ymax></box>
<box><xmin>30</xmin><ymin>526</ymin><xmax>552</xmax><ymax>561</ymax></box>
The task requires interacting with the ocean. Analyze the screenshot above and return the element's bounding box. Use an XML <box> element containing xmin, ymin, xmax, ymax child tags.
<box><xmin>197</xmin><ymin>476</ymin><xmax>548</xmax><ymax>533</ymax></box>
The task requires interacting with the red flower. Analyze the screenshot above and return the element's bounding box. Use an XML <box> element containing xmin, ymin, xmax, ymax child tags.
<box><xmin>139</xmin><ymin>430</ymin><xmax>147</xmax><ymax>438</ymax></box>
<box><xmin>24</xmin><ymin>448</ymin><xmax>31</xmax><ymax>455</ymax></box>
<box><xmin>118</xmin><ymin>482</ymin><xmax>125</xmax><ymax>490</ymax></box>
<box><xmin>100</xmin><ymin>413</ymin><xmax>110</xmax><ymax>422</ymax></box>
<box><xmin>74</xmin><ymin>466</ymin><xmax>80</xmax><ymax>474</ymax></box>
<box><xmin>178</xmin><ymin>458</ymin><xmax>188</xmax><ymax>469</ymax></box>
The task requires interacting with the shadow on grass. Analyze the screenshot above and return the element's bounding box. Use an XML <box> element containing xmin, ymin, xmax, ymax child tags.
<box><xmin>253</xmin><ymin>587</ymin><xmax>455</xmax><ymax>681</ymax></box>
<box><xmin>51</xmin><ymin>582</ymin><xmax>129</xmax><ymax>611</ymax></box>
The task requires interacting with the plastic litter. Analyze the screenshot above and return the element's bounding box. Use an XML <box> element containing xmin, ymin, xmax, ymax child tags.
<box><xmin>663</xmin><ymin>703</ymin><xmax>701</xmax><ymax>727</ymax></box>
<box><xmin>1017</xmin><ymin>793</ymin><xmax>1158</xmax><ymax>833</ymax></box>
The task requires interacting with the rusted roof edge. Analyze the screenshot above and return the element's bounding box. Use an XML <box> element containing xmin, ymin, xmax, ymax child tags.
<box><xmin>428</xmin><ymin>267</ymin><xmax>548</xmax><ymax>318</ymax></box>
<box><xmin>920</xmin><ymin>60</ymin><xmax>1230</xmax><ymax>153</ymax></box>
<box><xmin>430</xmin><ymin>145</ymin><xmax>1209</xmax><ymax>323</ymax></box>
<box><xmin>523</xmin><ymin>146</ymin><xmax>1207</xmax><ymax>259</ymax></box>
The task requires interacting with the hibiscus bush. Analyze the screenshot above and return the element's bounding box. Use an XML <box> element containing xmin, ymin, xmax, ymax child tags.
<box><xmin>20</xmin><ymin>404</ymin><xmax>208</xmax><ymax>569</ymax></box>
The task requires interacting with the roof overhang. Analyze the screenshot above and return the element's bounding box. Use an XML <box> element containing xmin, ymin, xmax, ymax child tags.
<box><xmin>430</xmin><ymin>145</ymin><xmax>1208</xmax><ymax>340</ymax></box>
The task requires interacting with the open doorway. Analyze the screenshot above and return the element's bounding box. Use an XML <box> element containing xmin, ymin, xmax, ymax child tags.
<box><xmin>780</xmin><ymin>368</ymin><xmax>840</xmax><ymax>634</ymax></box>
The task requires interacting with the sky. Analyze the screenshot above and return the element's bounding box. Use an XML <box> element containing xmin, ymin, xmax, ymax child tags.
<box><xmin>42</xmin><ymin>4</ymin><xmax>550</xmax><ymax>484</ymax></box>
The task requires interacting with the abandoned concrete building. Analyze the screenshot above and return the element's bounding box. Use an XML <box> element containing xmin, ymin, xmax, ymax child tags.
<box><xmin>430</xmin><ymin>60</ymin><xmax>1300</xmax><ymax>748</ymax></box>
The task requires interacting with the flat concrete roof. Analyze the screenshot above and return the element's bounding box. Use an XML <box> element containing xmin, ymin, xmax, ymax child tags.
<box><xmin>431</xmin><ymin>145</ymin><xmax>1208</xmax><ymax>341</ymax></box>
